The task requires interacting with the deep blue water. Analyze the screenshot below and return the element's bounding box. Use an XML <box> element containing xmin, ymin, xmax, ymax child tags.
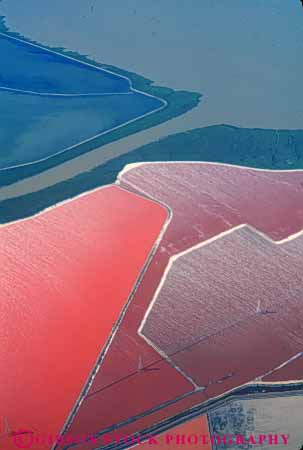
<box><xmin>0</xmin><ymin>33</ymin><xmax>131</xmax><ymax>94</ymax></box>
<box><xmin>0</xmin><ymin>33</ymin><xmax>164</xmax><ymax>169</ymax></box>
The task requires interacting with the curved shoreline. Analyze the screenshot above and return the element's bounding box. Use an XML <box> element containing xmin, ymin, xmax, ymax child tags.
<box><xmin>0</xmin><ymin>124</ymin><xmax>303</xmax><ymax>224</ymax></box>
<box><xmin>0</xmin><ymin>19</ymin><xmax>201</xmax><ymax>186</ymax></box>
<box><xmin>0</xmin><ymin>30</ymin><xmax>167</xmax><ymax>172</ymax></box>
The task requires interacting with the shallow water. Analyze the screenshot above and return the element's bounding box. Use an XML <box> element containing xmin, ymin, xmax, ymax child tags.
<box><xmin>0</xmin><ymin>89</ymin><xmax>162</xmax><ymax>169</ymax></box>
<box><xmin>0</xmin><ymin>33</ymin><xmax>130</xmax><ymax>94</ymax></box>
<box><xmin>0</xmin><ymin>34</ymin><xmax>163</xmax><ymax>169</ymax></box>
<box><xmin>2</xmin><ymin>0</ymin><xmax>302</xmax><ymax>132</ymax></box>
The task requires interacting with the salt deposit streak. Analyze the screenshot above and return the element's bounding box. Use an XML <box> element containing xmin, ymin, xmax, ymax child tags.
<box><xmin>140</xmin><ymin>225</ymin><xmax>303</xmax><ymax>392</ymax></box>
<box><xmin>0</xmin><ymin>185</ymin><xmax>167</xmax><ymax>450</ymax></box>
<box><xmin>123</xmin><ymin>162</ymin><xmax>303</xmax><ymax>390</ymax></box>
<box><xmin>61</xmin><ymin>163</ymin><xmax>303</xmax><ymax>447</ymax></box>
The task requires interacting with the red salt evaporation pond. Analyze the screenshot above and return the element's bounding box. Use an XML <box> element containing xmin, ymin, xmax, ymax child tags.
<box><xmin>70</xmin><ymin>411</ymin><xmax>212</xmax><ymax>450</ymax></box>
<box><xmin>263</xmin><ymin>355</ymin><xmax>303</xmax><ymax>383</ymax></box>
<box><xmin>121</xmin><ymin>163</ymin><xmax>303</xmax><ymax>244</ymax></box>
<box><xmin>260</xmin><ymin>235</ymin><xmax>303</xmax><ymax>383</ymax></box>
<box><xmin>132</xmin><ymin>415</ymin><xmax>212</xmax><ymax>450</ymax></box>
<box><xmin>141</xmin><ymin>226</ymin><xmax>303</xmax><ymax>393</ymax></box>
<box><xmin>0</xmin><ymin>185</ymin><xmax>167</xmax><ymax>450</ymax></box>
<box><xmin>62</xmin><ymin>163</ymin><xmax>303</xmax><ymax>448</ymax></box>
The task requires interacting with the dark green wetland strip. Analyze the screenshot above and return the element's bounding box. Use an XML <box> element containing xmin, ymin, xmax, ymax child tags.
<box><xmin>0</xmin><ymin>16</ymin><xmax>201</xmax><ymax>186</ymax></box>
<box><xmin>0</xmin><ymin>125</ymin><xmax>303</xmax><ymax>223</ymax></box>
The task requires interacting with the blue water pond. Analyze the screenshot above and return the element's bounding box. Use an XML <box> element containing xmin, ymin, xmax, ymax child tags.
<box><xmin>0</xmin><ymin>33</ymin><xmax>164</xmax><ymax>170</ymax></box>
